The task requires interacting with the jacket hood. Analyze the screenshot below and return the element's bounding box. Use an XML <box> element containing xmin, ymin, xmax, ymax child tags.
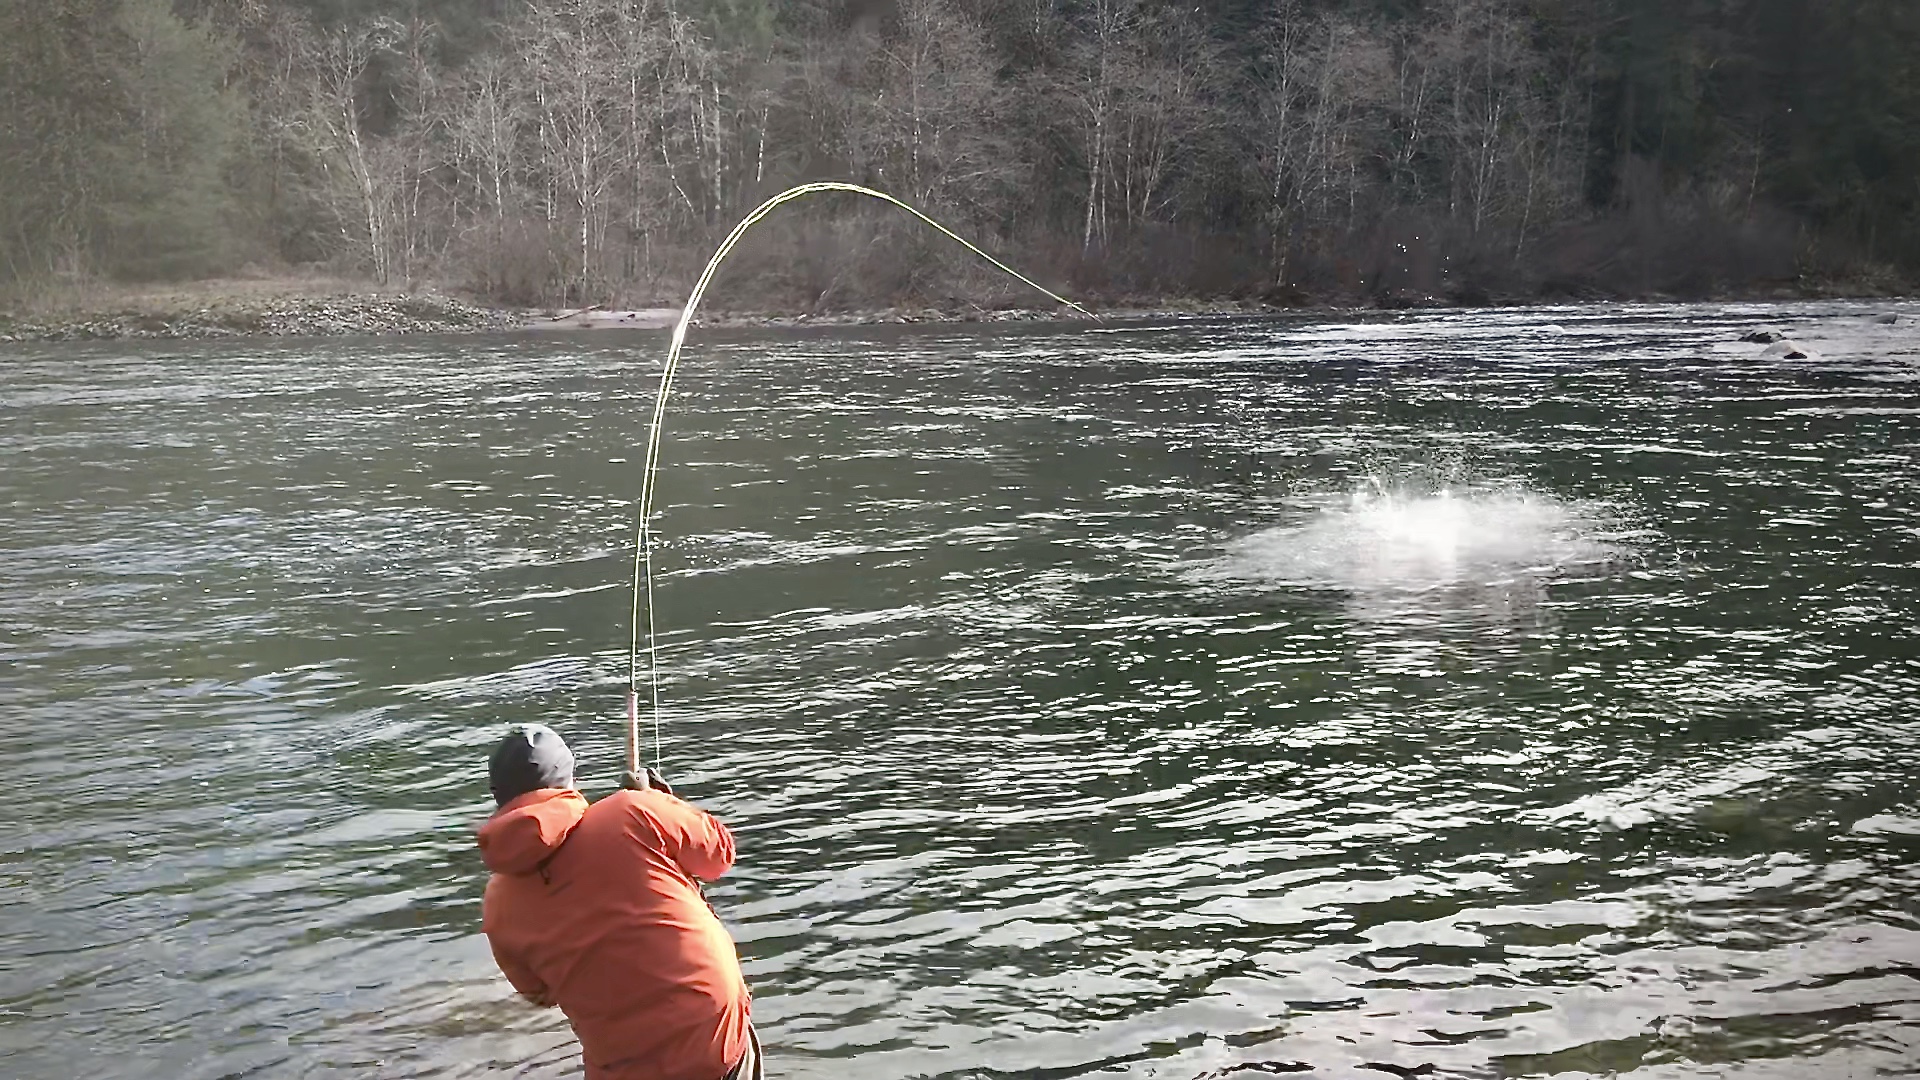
<box><xmin>477</xmin><ymin>787</ymin><xmax>589</xmax><ymax>874</ymax></box>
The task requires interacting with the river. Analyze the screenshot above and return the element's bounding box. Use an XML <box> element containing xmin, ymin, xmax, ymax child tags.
<box><xmin>3</xmin><ymin>302</ymin><xmax>1917</xmax><ymax>1078</ymax></box>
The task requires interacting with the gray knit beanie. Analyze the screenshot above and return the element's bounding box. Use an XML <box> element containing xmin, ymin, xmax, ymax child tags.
<box><xmin>488</xmin><ymin>724</ymin><xmax>575</xmax><ymax>806</ymax></box>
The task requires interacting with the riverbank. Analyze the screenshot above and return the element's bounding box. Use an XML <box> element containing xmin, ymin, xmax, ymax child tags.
<box><xmin>0</xmin><ymin>280</ymin><xmax>1224</xmax><ymax>342</ymax></box>
<box><xmin>0</xmin><ymin>281</ymin><xmax>523</xmax><ymax>342</ymax></box>
<box><xmin>1</xmin><ymin>275</ymin><xmax>1909</xmax><ymax>343</ymax></box>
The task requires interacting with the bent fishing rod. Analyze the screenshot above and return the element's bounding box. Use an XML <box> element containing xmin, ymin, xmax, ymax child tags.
<box><xmin>622</xmin><ymin>182</ymin><xmax>1094</xmax><ymax>777</ymax></box>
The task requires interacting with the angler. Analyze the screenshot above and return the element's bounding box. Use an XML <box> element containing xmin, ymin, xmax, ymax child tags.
<box><xmin>477</xmin><ymin>724</ymin><xmax>760</xmax><ymax>1080</ymax></box>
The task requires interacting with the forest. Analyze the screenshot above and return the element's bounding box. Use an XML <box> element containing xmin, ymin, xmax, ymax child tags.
<box><xmin>2</xmin><ymin>0</ymin><xmax>1916</xmax><ymax>312</ymax></box>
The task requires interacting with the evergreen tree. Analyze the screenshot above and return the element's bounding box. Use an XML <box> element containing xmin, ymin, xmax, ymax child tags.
<box><xmin>0</xmin><ymin>0</ymin><xmax>248</xmax><ymax>282</ymax></box>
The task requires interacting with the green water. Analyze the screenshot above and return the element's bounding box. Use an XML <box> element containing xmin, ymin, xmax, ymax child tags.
<box><xmin>2</xmin><ymin>302</ymin><xmax>1917</xmax><ymax>1078</ymax></box>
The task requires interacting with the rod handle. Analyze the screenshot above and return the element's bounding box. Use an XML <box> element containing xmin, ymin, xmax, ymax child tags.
<box><xmin>625</xmin><ymin>688</ymin><xmax>641</xmax><ymax>773</ymax></box>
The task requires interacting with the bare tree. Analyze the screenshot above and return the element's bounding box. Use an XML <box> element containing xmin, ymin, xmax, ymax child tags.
<box><xmin>1110</xmin><ymin>4</ymin><xmax>1219</xmax><ymax>230</ymax></box>
<box><xmin>656</xmin><ymin>6</ymin><xmax>723</xmax><ymax>228</ymax></box>
<box><xmin>450</xmin><ymin>51</ymin><xmax>524</xmax><ymax>279</ymax></box>
<box><xmin>1253</xmin><ymin>5</ymin><xmax>1391</xmax><ymax>283</ymax></box>
<box><xmin>1423</xmin><ymin>0</ymin><xmax>1538</xmax><ymax>237</ymax></box>
<box><xmin>389</xmin><ymin>17</ymin><xmax>454</xmax><ymax>288</ymax></box>
<box><xmin>1385</xmin><ymin>16</ymin><xmax>1437</xmax><ymax>207</ymax></box>
<box><xmin>519</xmin><ymin>0</ymin><xmax>653</xmax><ymax>301</ymax></box>
<box><xmin>308</xmin><ymin>20</ymin><xmax>402</xmax><ymax>284</ymax></box>
<box><xmin>1064</xmin><ymin>0</ymin><xmax>1142</xmax><ymax>253</ymax></box>
<box><xmin>874</xmin><ymin>0</ymin><xmax>1017</xmax><ymax>213</ymax></box>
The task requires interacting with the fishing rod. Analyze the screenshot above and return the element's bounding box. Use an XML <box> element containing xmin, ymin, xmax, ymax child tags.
<box><xmin>622</xmin><ymin>182</ymin><xmax>1094</xmax><ymax>778</ymax></box>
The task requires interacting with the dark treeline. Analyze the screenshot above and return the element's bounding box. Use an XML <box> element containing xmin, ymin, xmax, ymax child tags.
<box><xmin>3</xmin><ymin>0</ymin><xmax>1916</xmax><ymax>310</ymax></box>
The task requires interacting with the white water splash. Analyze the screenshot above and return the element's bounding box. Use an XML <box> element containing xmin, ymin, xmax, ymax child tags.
<box><xmin>1199</xmin><ymin>482</ymin><xmax>1629</xmax><ymax>598</ymax></box>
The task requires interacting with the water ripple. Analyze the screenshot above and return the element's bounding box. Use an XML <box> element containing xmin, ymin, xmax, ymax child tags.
<box><xmin>2</xmin><ymin>302</ymin><xmax>1918</xmax><ymax>1078</ymax></box>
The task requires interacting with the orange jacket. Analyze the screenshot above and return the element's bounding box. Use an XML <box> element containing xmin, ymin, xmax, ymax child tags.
<box><xmin>478</xmin><ymin>787</ymin><xmax>750</xmax><ymax>1080</ymax></box>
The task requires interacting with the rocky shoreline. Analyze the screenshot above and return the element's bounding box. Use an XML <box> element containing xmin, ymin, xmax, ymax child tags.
<box><xmin>2</xmin><ymin>282</ymin><xmax>1908</xmax><ymax>344</ymax></box>
<box><xmin>0</xmin><ymin>291</ymin><xmax>1267</xmax><ymax>343</ymax></box>
<box><xmin>0</xmin><ymin>291</ymin><xmax>524</xmax><ymax>343</ymax></box>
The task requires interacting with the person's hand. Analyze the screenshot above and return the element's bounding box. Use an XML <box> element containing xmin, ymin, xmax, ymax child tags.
<box><xmin>521</xmin><ymin>988</ymin><xmax>556</xmax><ymax>1008</ymax></box>
<box><xmin>619</xmin><ymin>767</ymin><xmax>673</xmax><ymax>796</ymax></box>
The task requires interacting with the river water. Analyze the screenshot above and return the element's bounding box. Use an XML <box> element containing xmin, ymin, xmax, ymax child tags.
<box><xmin>3</xmin><ymin>302</ymin><xmax>1918</xmax><ymax>1079</ymax></box>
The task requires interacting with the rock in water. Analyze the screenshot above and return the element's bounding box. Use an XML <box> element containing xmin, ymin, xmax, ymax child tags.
<box><xmin>1763</xmin><ymin>339</ymin><xmax>1814</xmax><ymax>360</ymax></box>
<box><xmin>1741</xmin><ymin>330</ymin><xmax>1777</xmax><ymax>344</ymax></box>
<box><xmin>1875</xmin><ymin>313</ymin><xmax>1899</xmax><ymax>325</ymax></box>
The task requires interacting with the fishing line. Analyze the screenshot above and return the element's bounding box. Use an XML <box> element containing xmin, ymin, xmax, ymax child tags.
<box><xmin>624</xmin><ymin>182</ymin><xmax>1092</xmax><ymax>776</ymax></box>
